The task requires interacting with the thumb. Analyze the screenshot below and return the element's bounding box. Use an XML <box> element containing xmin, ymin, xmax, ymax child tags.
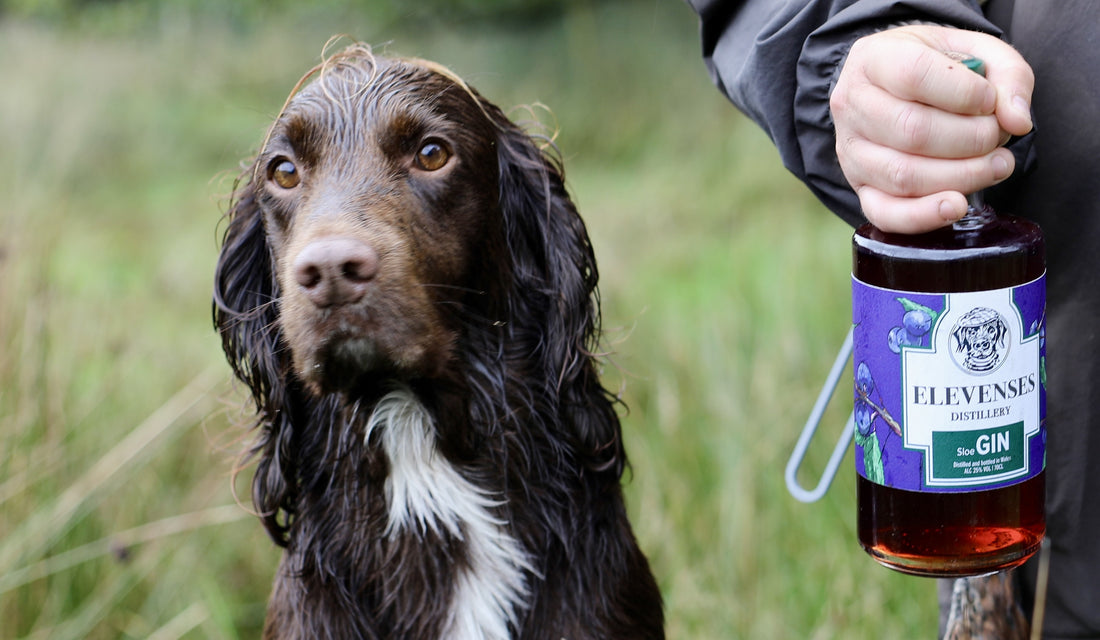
<box><xmin>951</xmin><ymin>34</ymin><xmax>1035</xmax><ymax>136</ymax></box>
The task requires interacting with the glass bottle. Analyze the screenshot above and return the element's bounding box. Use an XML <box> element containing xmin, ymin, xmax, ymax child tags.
<box><xmin>851</xmin><ymin>182</ymin><xmax>1046</xmax><ymax>576</ymax></box>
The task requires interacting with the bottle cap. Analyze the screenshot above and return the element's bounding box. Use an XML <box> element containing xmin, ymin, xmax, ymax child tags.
<box><xmin>944</xmin><ymin>51</ymin><xmax>986</xmax><ymax>77</ymax></box>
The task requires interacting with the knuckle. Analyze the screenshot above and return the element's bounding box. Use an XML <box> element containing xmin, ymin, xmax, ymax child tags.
<box><xmin>894</xmin><ymin>104</ymin><xmax>931</xmax><ymax>150</ymax></box>
<box><xmin>829</xmin><ymin>86</ymin><xmax>853</xmax><ymax>122</ymax></box>
<box><xmin>836</xmin><ymin>136</ymin><xmax>871</xmax><ymax>188</ymax></box>
<box><xmin>884</xmin><ymin>156</ymin><xmax>920</xmax><ymax>195</ymax></box>
<box><xmin>828</xmin><ymin>87</ymin><xmax>844</xmax><ymax>113</ymax></box>
<box><xmin>845</xmin><ymin>36</ymin><xmax>874</xmax><ymax>69</ymax></box>
<box><xmin>902</xmin><ymin>48</ymin><xmax>939</xmax><ymax>91</ymax></box>
<box><xmin>970</xmin><ymin>118</ymin><xmax>1000</xmax><ymax>154</ymax></box>
<box><xmin>946</xmin><ymin>160</ymin><xmax>986</xmax><ymax>195</ymax></box>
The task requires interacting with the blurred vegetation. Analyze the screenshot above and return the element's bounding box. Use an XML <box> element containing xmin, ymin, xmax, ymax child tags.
<box><xmin>0</xmin><ymin>0</ymin><xmax>937</xmax><ymax>638</ymax></box>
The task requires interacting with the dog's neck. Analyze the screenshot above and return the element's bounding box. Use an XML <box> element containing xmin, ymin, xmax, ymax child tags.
<box><xmin>364</xmin><ymin>387</ymin><xmax>534</xmax><ymax>639</ymax></box>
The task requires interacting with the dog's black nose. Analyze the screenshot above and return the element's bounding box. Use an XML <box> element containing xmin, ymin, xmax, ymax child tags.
<box><xmin>293</xmin><ymin>237</ymin><xmax>379</xmax><ymax>307</ymax></box>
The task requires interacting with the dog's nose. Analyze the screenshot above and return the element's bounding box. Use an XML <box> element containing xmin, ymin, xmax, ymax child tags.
<box><xmin>293</xmin><ymin>237</ymin><xmax>379</xmax><ymax>308</ymax></box>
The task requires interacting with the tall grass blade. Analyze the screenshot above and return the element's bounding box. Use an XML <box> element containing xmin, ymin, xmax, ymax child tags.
<box><xmin>0</xmin><ymin>368</ymin><xmax>224</xmax><ymax>571</ymax></box>
<box><xmin>147</xmin><ymin>602</ymin><xmax>209</xmax><ymax>640</ymax></box>
<box><xmin>0</xmin><ymin>504</ymin><xmax>247</xmax><ymax>595</ymax></box>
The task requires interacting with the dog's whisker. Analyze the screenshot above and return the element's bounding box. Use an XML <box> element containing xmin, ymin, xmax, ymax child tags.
<box><xmin>415</xmin><ymin>282</ymin><xmax>487</xmax><ymax>296</ymax></box>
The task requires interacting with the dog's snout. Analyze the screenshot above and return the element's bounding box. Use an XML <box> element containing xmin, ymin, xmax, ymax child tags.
<box><xmin>293</xmin><ymin>237</ymin><xmax>379</xmax><ymax>308</ymax></box>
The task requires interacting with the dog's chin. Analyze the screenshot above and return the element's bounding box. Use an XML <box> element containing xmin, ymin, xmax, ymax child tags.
<box><xmin>296</xmin><ymin>336</ymin><xmax>395</xmax><ymax>396</ymax></box>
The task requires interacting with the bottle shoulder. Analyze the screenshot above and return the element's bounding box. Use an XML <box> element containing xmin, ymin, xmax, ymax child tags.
<box><xmin>853</xmin><ymin>216</ymin><xmax>1044</xmax><ymax>262</ymax></box>
<box><xmin>853</xmin><ymin>215</ymin><xmax>1045</xmax><ymax>292</ymax></box>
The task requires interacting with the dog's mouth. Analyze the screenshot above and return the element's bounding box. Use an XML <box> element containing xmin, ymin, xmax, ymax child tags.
<box><xmin>289</xmin><ymin>310</ymin><xmax>450</xmax><ymax>395</ymax></box>
<box><xmin>293</xmin><ymin>327</ymin><xmax>394</xmax><ymax>393</ymax></box>
<box><xmin>315</xmin><ymin>334</ymin><xmax>387</xmax><ymax>385</ymax></box>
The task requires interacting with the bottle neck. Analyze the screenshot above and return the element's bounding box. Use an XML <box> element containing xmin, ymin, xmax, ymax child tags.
<box><xmin>953</xmin><ymin>191</ymin><xmax>996</xmax><ymax>230</ymax></box>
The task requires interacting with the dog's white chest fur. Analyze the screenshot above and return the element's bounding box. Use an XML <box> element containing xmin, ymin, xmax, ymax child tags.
<box><xmin>365</xmin><ymin>389</ymin><xmax>534</xmax><ymax>640</ymax></box>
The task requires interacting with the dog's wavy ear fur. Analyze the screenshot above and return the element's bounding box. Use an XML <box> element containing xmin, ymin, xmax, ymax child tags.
<box><xmin>485</xmin><ymin>102</ymin><xmax>625</xmax><ymax>477</ymax></box>
<box><xmin>214</xmin><ymin>176</ymin><xmax>309</xmax><ymax>546</ymax></box>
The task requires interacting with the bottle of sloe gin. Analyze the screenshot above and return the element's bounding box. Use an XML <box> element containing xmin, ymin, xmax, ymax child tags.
<box><xmin>850</xmin><ymin>55</ymin><xmax>1045</xmax><ymax>577</ymax></box>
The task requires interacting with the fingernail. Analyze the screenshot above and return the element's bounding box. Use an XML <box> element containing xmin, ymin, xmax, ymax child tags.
<box><xmin>939</xmin><ymin>200</ymin><xmax>963</xmax><ymax>221</ymax></box>
<box><xmin>993</xmin><ymin>154</ymin><xmax>1011</xmax><ymax>181</ymax></box>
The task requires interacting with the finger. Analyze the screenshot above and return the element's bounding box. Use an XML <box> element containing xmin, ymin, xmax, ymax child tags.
<box><xmin>834</xmin><ymin>81</ymin><xmax>1004</xmax><ymax>158</ymax></box>
<box><xmin>857</xmin><ymin>33</ymin><xmax>996</xmax><ymax>115</ymax></box>
<box><xmin>838</xmin><ymin>137</ymin><xmax>1016</xmax><ymax>198</ymax></box>
<box><xmin>939</xmin><ymin>31</ymin><xmax>1035</xmax><ymax>136</ymax></box>
<box><xmin>991</xmin><ymin>80</ymin><xmax>1034</xmax><ymax>137</ymax></box>
<box><xmin>856</xmin><ymin>186</ymin><xmax>970</xmax><ymax>234</ymax></box>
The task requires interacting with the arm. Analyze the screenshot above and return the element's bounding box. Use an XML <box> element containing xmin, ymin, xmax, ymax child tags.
<box><xmin>685</xmin><ymin>0</ymin><xmax>1019</xmax><ymax>227</ymax></box>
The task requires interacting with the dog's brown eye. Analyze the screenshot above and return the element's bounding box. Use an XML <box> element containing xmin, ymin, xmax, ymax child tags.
<box><xmin>415</xmin><ymin>140</ymin><xmax>451</xmax><ymax>171</ymax></box>
<box><xmin>269</xmin><ymin>159</ymin><xmax>300</xmax><ymax>189</ymax></box>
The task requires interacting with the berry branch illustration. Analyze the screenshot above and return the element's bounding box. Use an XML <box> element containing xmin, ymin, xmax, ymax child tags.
<box><xmin>854</xmin><ymin>362</ymin><xmax>902</xmax><ymax>438</ymax></box>
<box><xmin>854</xmin><ymin>361</ymin><xmax>895</xmax><ymax>485</ymax></box>
<box><xmin>853</xmin><ymin>297</ymin><xmax>935</xmax><ymax>484</ymax></box>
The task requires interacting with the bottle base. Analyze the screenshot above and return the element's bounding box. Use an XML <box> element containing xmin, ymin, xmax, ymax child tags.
<box><xmin>857</xmin><ymin>473</ymin><xmax>1046</xmax><ymax>577</ymax></box>
<box><xmin>861</xmin><ymin>526</ymin><xmax>1044</xmax><ymax>577</ymax></box>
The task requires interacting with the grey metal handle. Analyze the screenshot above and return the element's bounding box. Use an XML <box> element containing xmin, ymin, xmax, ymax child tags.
<box><xmin>785</xmin><ymin>328</ymin><xmax>854</xmax><ymax>503</ymax></box>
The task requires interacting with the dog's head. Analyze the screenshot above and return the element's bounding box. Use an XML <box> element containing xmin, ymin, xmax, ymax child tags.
<box><xmin>249</xmin><ymin>52</ymin><xmax>512</xmax><ymax>393</ymax></box>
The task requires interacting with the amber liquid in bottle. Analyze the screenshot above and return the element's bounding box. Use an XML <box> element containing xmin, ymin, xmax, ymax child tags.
<box><xmin>853</xmin><ymin>205</ymin><xmax>1046</xmax><ymax>577</ymax></box>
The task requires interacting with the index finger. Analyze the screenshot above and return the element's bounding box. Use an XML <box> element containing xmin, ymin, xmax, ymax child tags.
<box><xmin>860</xmin><ymin>33</ymin><xmax>996</xmax><ymax>115</ymax></box>
<box><xmin>910</xmin><ymin>25</ymin><xmax>1035</xmax><ymax>135</ymax></box>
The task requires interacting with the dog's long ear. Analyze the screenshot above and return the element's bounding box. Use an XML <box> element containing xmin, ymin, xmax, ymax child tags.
<box><xmin>213</xmin><ymin>175</ymin><xmax>298</xmax><ymax>545</ymax></box>
<box><xmin>489</xmin><ymin>105</ymin><xmax>625</xmax><ymax>477</ymax></box>
<box><xmin>214</xmin><ymin>177</ymin><xmax>280</xmax><ymax>408</ymax></box>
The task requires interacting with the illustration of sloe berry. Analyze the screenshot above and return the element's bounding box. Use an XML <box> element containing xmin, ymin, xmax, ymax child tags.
<box><xmin>855</xmin><ymin>400</ymin><xmax>876</xmax><ymax>437</ymax></box>
<box><xmin>853</xmin><ymin>362</ymin><xmax>888</xmax><ymax>483</ymax></box>
<box><xmin>903</xmin><ymin>308</ymin><xmax>932</xmax><ymax>337</ymax></box>
<box><xmin>854</xmin><ymin>362</ymin><xmax>877</xmax><ymax>436</ymax></box>
<box><xmin>852</xmin><ymin>361</ymin><xmax>902</xmax><ymax>437</ymax></box>
<box><xmin>856</xmin><ymin>361</ymin><xmax>874</xmax><ymax>396</ymax></box>
<box><xmin>887</xmin><ymin>298</ymin><xmax>938</xmax><ymax>352</ymax></box>
<box><xmin>888</xmin><ymin>326</ymin><xmax>918</xmax><ymax>353</ymax></box>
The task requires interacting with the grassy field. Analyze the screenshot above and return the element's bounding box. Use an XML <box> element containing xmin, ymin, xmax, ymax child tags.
<box><xmin>0</xmin><ymin>2</ymin><xmax>938</xmax><ymax>637</ymax></box>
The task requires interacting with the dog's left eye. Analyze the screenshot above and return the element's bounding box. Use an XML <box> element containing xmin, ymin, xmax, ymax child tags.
<box><xmin>414</xmin><ymin>140</ymin><xmax>451</xmax><ymax>172</ymax></box>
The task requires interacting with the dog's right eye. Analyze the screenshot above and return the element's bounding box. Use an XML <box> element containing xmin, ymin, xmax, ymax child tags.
<box><xmin>268</xmin><ymin>158</ymin><xmax>301</xmax><ymax>189</ymax></box>
<box><xmin>414</xmin><ymin>140</ymin><xmax>451</xmax><ymax>172</ymax></box>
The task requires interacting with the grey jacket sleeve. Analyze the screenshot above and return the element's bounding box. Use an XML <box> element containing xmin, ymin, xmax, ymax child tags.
<box><xmin>686</xmin><ymin>0</ymin><xmax>1002</xmax><ymax>226</ymax></box>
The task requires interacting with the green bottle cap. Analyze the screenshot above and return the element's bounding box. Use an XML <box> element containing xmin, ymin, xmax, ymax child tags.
<box><xmin>945</xmin><ymin>51</ymin><xmax>986</xmax><ymax>77</ymax></box>
<box><xmin>962</xmin><ymin>56</ymin><xmax>986</xmax><ymax>76</ymax></box>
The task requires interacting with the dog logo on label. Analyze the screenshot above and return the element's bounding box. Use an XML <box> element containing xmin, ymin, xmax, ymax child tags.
<box><xmin>950</xmin><ymin>307</ymin><xmax>1009</xmax><ymax>375</ymax></box>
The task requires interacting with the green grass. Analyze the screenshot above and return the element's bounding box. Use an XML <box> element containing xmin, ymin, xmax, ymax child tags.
<box><xmin>0</xmin><ymin>2</ymin><xmax>937</xmax><ymax>637</ymax></box>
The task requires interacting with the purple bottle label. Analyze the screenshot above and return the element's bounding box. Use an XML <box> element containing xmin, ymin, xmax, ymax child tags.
<box><xmin>852</xmin><ymin>274</ymin><xmax>1046</xmax><ymax>492</ymax></box>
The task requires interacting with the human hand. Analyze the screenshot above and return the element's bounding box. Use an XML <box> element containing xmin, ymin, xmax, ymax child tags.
<box><xmin>829</xmin><ymin>25</ymin><xmax>1034</xmax><ymax>233</ymax></box>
